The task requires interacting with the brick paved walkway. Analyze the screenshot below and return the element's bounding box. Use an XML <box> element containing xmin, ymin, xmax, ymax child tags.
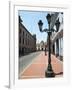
<box><xmin>19</xmin><ymin>51</ymin><xmax>63</xmax><ymax>79</ymax></box>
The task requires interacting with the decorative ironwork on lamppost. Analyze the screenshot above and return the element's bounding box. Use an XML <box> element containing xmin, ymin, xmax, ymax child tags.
<box><xmin>38</xmin><ymin>13</ymin><xmax>60</xmax><ymax>77</ymax></box>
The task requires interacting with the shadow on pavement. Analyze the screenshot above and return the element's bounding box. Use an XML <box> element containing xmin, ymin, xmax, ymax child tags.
<box><xmin>55</xmin><ymin>72</ymin><xmax>63</xmax><ymax>75</ymax></box>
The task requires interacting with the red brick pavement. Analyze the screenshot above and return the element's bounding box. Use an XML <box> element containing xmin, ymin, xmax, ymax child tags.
<box><xmin>19</xmin><ymin>51</ymin><xmax>63</xmax><ymax>79</ymax></box>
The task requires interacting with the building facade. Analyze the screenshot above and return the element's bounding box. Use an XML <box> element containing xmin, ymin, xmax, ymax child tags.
<box><xmin>51</xmin><ymin>13</ymin><xmax>63</xmax><ymax>60</ymax></box>
<box><xmin>19</xmin><ymin>16</ymin><xmax>36</xmax><ymax>56</ymax></box>
<box><xmin>36</xmin><ymin>41</ymin><xmax>47</xmax><ymax>51</ymax></box>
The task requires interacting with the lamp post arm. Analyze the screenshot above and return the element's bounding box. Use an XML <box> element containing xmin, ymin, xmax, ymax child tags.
<box><xmin>40</xmin><ymin>28</ymin><xmax>48</xmax><ymax>32</ymax></box>
<box><xmin>43</xmin><ymin>29</ymin><xmax>48</xmax><ymax>32</ymax></box>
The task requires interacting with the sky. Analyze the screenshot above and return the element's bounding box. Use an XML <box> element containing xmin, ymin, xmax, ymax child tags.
<box><xmin>18</xmin><ymin>10</ymin><xmax>63</xmax><ymax>43</ymax></box>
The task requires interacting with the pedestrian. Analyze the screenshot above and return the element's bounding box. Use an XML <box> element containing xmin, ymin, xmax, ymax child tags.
<box><xmin>45</xmin><ymin>47</ymin><xmax>47</xmax><ymax>56</ymax></box>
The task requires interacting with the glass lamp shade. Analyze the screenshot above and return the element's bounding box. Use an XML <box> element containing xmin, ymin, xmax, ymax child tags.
<box><xmin>38</xmin><ymin>20</ymin><xmax>43</xmax><ymax>31</ymax></box>
<box><xmin>46</xmin><ymin>14</ymin><xmax>51</xmax><ymax>24</ymax></box>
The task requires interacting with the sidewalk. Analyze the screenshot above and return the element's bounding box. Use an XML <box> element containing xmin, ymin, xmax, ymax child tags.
<box><xmin>19</xmin><ymin>51</ymin><xmax>63</xmax><ymax>79</ymax></box>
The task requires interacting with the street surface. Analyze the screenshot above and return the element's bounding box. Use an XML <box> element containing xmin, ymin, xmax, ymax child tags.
<box><xmin>19</xmin><ymin>51</ymin><xmax>41</xmax><ymax>74</ymax></box>
<box><xmin>19</xmin><ymin>51</ymin><xmax>63</xmax><ymax>79</ymax></box>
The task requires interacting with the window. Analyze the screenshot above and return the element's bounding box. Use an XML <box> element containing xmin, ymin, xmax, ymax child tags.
<box><xmin>28</xmin><ymin>39</ymin><xmax>29</xmax><ymax>45</ymax></box>
<box><xmin>23</xmin><ymin>38</ymin><xmax>24</xmax><ymax>44</ymax></box>
<box><xmin>25</xmin><ymin>40</ymin><xmax>27</xmax><ymax>45</ymax></box>
<box><xmin>19</xmin><ymin>37</ymin><xmax>21</xmax><ymax>44</ymax></box>
<box><xmin>23</xmin><ymin>31</ymin><xmax>24</xmax><ymax>36</ymax></box>
<box><xmin>19</xmin><ymin>29</ymin><xmax>21</xmax><ymax>33</ymax></box>
<box><xmin>26</xmin><ymin>33</ymin><xmax>27</xmax><ymax>38</ymax></box>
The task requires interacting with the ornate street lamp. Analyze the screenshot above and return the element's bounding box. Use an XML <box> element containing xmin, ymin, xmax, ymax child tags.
<box><xmin>38</xmin><ymin>13</ymin><xmax>60</xmax><ymax>77</ymax></box>
<box><xmin>45</xmin><ymin>14</ymin><xmax>55</xmax><ymax>77</ymax></box>
<box><xmin>46</xmin><ymin>14</ymin><xmax>51</xmax><ymax>24</ymax></box>
<box><xmin>38</xmin><ymin>20</ymin><xmax>43</xmax><ymax>32</ymax></box>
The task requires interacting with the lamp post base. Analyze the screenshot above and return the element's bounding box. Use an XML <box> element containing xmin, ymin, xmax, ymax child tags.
<box><xmin>45</xmin><ymin>64</ymin><xmax>55</xmax><ymax>77</ymax></box>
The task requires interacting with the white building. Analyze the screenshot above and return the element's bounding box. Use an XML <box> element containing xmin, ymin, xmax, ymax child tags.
<box><xmin>51</xmin><ymin>13</ymin><xmax>63</xmax><ymax>60</ymax></box>
<box><xmin>36</xmin><ymin>41</ymin><xmax>47</xmax><ymax>51</ymax></box>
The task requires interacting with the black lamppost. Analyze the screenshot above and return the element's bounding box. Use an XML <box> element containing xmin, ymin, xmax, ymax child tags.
<box><xmin>38</xmin><ymin>13</ymin><xmax>60</xmax><ymax>77</ymax></box>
